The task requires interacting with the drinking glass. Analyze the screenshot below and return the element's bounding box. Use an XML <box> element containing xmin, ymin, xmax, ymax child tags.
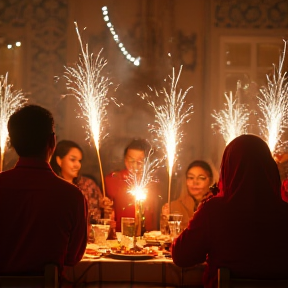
<box><xmin>93</xmin><ymin>218</ymin><xmax>110</xmax><ymax>246</ymax></box>
<box><xmin>168</xmin><ymin>213</ymin><xmax>183</xmax><ymax>240</ymax></box>
<box><xmin>121</xmin><ymin>217</ymin><xmax>135</xmax><ymax>237</ymax></box>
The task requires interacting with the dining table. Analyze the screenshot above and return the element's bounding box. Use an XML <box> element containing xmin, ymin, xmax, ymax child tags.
<box><xmin>62</xmin><ymin>254</ymin><xmax>206</xmax><ymax>288</ymax></box>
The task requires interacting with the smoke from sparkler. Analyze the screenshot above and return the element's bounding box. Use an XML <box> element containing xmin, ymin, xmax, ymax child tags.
<box><xmin>257</xmin><ymin>40</ymin><xmax>288</xmax><ymax>155</ymax></box>
<box><xmin>0</xmin><ymin>73</ymin><xmax>27</xmax><ymax>172</ymax></box>
<box><xmin>140</xmin><ymin>66</ymin><xmax>194</xmax><ymax>211</ymax></box>
<box><xmin>64</xmin><ymin>22</ymin><xmax>112</xmax><ymax>196</ymax></box>
<box><xmin>211</xmin><ymin>91</ymin><xmax>250</xmax><ymax>146</ymax></box>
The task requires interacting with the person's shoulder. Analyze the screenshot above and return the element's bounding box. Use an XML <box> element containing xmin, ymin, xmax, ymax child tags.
<box><xmin>52</xmin><ymin>173</ymin><xmax>83</xmax><ymax>197</ymax></box>
<box><xmin>0</xmin><ymin>168</ymin><xmax>14</xmax><ymax>178</ymax></box>
<box><xmin>79</xmin><ymin>175</ymin><xmax>96</xmax><ymax>186</ymax></box>
<box><xmin>197</xmin><ymin>195</ymin><xmax>224</xmax><ymax>212</ymax></box>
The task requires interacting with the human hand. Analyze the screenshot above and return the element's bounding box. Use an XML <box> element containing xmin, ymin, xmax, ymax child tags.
<box><xmin>100</xmin><ymin>197</ymin><xmax>113</xmax><ymax>209</ymax></box>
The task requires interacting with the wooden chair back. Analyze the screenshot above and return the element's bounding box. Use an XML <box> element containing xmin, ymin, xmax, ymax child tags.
<box><xmin>218</xmin><ymin>267</ymin><xmax>288</xmax><ymax>288</ymax></box>
<box><xmin>0</xmin><ymin>264</ymin><xmax>58</xmax><ymax>288</ymax></box>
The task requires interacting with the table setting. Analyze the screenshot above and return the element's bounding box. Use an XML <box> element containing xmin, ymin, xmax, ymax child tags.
<box><xmin>62</xmin><ymin>214</ymin><xmax>206</xmax><ymax>288</ymax></box>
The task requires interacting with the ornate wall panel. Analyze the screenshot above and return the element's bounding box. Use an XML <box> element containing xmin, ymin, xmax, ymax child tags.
<box><xmin>214</xmin><ymin>0</ymin><xmax>288</xmax><ymax>28</ymax></box>
<box><xmin>0</xmin><ymin>0</ymin><xmax>69</xmax><ymax>134</ymax></box>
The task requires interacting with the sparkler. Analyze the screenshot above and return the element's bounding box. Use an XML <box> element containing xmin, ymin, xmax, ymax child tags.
<box><xmin>0</xmin><ymin>73</ymin><xmax>27</xmax><ymax>172</ymax></box>
<box><xmin>126</xmin><ymin>148</ymin><xmax>162</xmax><ymax>237</ymax></box>
<box><xmin>257</xmin><ymin>40</ymin><xmax>288</xmax><ymax>155</ymax></box>
<box><xmin>140</xmin><ymin>66</ymin><xmax>194</xmax><ymax>211</ymax></box>
<box><xmin>211</xmin><ymin>91</ymin><xmax>250</xmax><ymax>146</ymax></box>
<box><xmin>64</xmin><ymin>22</ymin><xmax>112</xmax><ymax>196</ymax></box>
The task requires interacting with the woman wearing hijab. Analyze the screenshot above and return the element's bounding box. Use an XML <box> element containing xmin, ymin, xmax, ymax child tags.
<box><xmin>172</xmin><ymin>134</ymin><xmax>288</xmax><ymax>288</ymax></box>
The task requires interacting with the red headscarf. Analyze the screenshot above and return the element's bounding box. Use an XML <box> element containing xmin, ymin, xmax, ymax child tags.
<box><xmin>218</xmin><ymin>134</ymin><xmax>282</xmax><ymax>211</ymax></box>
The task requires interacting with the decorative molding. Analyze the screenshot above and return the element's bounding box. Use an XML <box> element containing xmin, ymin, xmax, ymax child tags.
<box><xmin>176</xmin><ymin>31</ymin><xmax>197</xmax><ymax>71</ymax></box>
<box><xmin>214</xmin><ymin>0</ymin><xmax>288</xmax><ymax>28</ymax></box>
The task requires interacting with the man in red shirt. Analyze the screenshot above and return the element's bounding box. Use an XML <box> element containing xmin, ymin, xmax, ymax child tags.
<box><xmin>105</xmin><ymin>138</ymin><xmax>160</xmax><ymax>233</ymax></box>
<box><xmin>0</xmin><ymin>105</ymin><xmax>87</xmax><ymax>276</ymax></box>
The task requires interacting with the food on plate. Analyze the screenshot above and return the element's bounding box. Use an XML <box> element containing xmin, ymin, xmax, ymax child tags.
<box><xmin>110</xmin><ymin>245</ymin><xmax>158</xmax><ymax>256</ymax></box>
<box><xmin>85</xmin><ymin>248</ymin><xmax>102</xmax><ymax>256</ymax></box>
<box><xmin>143</xmin><ymin>231</ymin><xmax>171</xmax><ymax>243</ymax></box>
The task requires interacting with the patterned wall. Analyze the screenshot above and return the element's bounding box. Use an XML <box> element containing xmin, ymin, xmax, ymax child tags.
<box><xmin>214</xmin><ymin>0</ymin><xmax>288</xmax><ymax>28</ymax></box>
<box><xmin>0</xmin><ymin>0</ymin><xmax>68</xmax><ymax>132</ymax></box>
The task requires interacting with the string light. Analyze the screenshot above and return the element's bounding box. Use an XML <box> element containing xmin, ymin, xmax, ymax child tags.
<box><xmin>6</xmin><ymin>42</ymin><xmax>21</xmax><ymax>49</ymax></box>
<box><xmin>101</xmin><ymin>6</ymin><xmax>140</xmax><ymax>66</ymax></box>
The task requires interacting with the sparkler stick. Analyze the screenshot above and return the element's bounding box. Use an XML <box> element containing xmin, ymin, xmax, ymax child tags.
<box><xmin>257</xmin><ymin>40</ymin><xmax>288</xmax><ymax>155</ymax></box>
<box><xmin>64</xmin><ymin>22</ymin><xmax>111</xmax><ymax>197</ymax></box>
<box><xmin>211</xmin><ymin>91</ymin><xmax>250</xmax><ymax>146</ymax></box>
<box><xmin>140</xmin><ymin>66</ymin><xmax>194</xmax><ymax>212</ymax></box>
<box><xmin>0</xmin><ymin>73</ymin><xmax>27</xmax><ymax>172</ymax></box>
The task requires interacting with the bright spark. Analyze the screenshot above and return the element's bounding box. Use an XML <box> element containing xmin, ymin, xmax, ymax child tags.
<box><xmin>257</xmin><ymin>40</ymin><xmax>288</xmax><ymax>155</ymax></box>
<box><xmin>0</xmin><ymin>73</ymin><xmax>27</xmax><ymax>171</ymax></box>
<box><xmin>211</xmin><ymin>91</ymin><xmax>250</xmax><ymax>146</ymax></box>
<box><xmin>64</xmin><ymin>22</ymin><xmax>112</xmax><ymax>196</ymax></box>
<box><xmin>140</xmin><ymin>66</ymin><xmax>194</xmax><ymax>209</ymax></box>
<box><xmin>126</xmin><ymin>148</ymin><xmax>162</xmax><ymax>202</ymax></box>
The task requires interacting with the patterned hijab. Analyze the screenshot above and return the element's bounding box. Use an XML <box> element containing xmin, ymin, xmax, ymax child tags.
<box><xmin>218</xmin><ymin>134</ymin><xmax>282</xmax><ymax>211</ymax></box>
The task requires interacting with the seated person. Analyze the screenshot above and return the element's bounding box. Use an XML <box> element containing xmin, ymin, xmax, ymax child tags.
<box><xmin>0</xmin><ymin>105</ymin><xmax>87</xmax><ymax>275</ymax></box>
<box><xmin>172</xmin><ymin>134</ymin><xmax>288</xmax><ymax>288</ymax></box>
<box><xmin>50</xmin><ymin>140</ymin><xmax>113</xmax><ymax>222</ymax></box>
<box><xmin>105</xmin><ymin>138</ymin><xmax>160</xmax><ymax>232</ymax></box>
<box><xmin>162</xmin><ymin>160</ymin><xmax>214</xmax><ymax>230</ymax></box>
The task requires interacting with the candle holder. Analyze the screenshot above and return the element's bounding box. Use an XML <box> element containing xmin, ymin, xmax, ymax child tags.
<box><xmin>133</xmin><ymin>200</ymin><xmax>144</xmax><ymax>249</ymax></box>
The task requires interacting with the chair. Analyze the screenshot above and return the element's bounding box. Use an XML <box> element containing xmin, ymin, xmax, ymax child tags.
<box><xmin>0</xmin><ymin>264</ymin><xmax>58</xmax><ymax>288</ymax></box>
<box><xmin>218</xmin><ymin>267</ymin><xmax>288</xmax><ymax>288</ymax></box>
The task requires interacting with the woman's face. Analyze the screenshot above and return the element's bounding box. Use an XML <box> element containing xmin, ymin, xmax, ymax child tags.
<box><xmin>186</xmin><ymin>166</ymin><xmax>211</xmax><ymax>200</ymax></box>
<box><xmin>56</xmin><ymin>147</ymin><xmax>82</xmax><ymax>183</ymax></box>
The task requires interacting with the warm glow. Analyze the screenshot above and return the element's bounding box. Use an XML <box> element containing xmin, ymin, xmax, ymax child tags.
<box><xmin>258</xmin><ymin>40</ymin><xmax>288</xmax><ymax>154</ymax></box>
<box><xmin>0</xmin><ymin>73</ymin><xmax>27</xmax><ymax>171</ymax></box>
<box><xmin>64</xmin><ymin>22</ymin><xmax>112</xmax><ymax>196</ymax></box>
<box><xmin>140</xmin><ymin>65</ymin><xmax>194</xmax><ymax>209</ymax></box>
<box><xmin>129</xmin><ymin>187</ymin><xmax>147</xmax><ymax>201</ymax></box>
<box><xmin>211</xmin><ymin>91</ymin><xmax>249</xmax><ymax>145</ymax></box>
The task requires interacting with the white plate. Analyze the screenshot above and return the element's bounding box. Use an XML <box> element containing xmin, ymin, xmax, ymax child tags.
<box><xmin>83</xmin><ymin>253</ymin><xmax>101</xmax><ymax>259</ymax></box>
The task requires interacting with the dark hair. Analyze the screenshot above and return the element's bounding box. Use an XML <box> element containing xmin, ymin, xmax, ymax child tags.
<box><xmin>50</xmin><ymin>140</ymin><xmax>83</xmax><ymax>184</ymax></box>
<box><xmin>124</xmin><ymin>138</ymin><xmax>151</xmax><ymax>157</ymax></box>
<box><xmin>8</xmin><ymin>105</ymin><xmax>54</xmax><ymax>157</ymax></box>
<box><xmin>186</xmin><ymin>160</ymin><xmax>213</xmax><ymax>180</ymax></box>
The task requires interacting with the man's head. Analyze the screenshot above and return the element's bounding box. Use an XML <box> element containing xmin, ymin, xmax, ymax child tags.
<box><xmin>124</xmin><ymin>138</ymin><xmax>151</xmax><ymax>173</ymax></box>
<box><xmin>8</xmin><ymin>105</ymin><xmax>55</xmax><ymax>159</ymax></box>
